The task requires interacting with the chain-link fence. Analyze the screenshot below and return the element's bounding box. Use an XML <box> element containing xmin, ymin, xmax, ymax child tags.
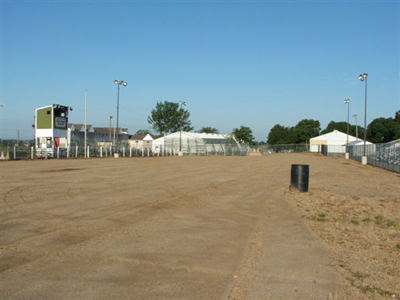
<box><xmin>257</xmin><ymin>144</ymin><xmax>310</xmax><ymax>154</ymax></box>
<box><xmin>349</xmin><ymin>142</ymin><xmax>400</xmax><ymax>173</ymax></box>
<box><xmin>1</xmin><ymin>145</ymin><xmax>33</xmax><ymax>160</ymax></box>
<box><xmin>1</xmin><ymin>139</ymin><xmax>249</xmax><ymax>160</ymax></box>
<box><xmin>161</xmin><ymin>136</ymin><xmax>248</xmax><ymax>156</ymax></box>
<box><xmin>321</xmin><ymin>145</ymin><xmax>346</xmax><ymax>157</ymax></box>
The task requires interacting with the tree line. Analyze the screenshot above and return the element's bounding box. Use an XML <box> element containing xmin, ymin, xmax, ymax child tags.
<box><xmin>144</xmin><ymin>101</ymin><xmax>256</xmax><ymax>146</ymax></box>
<box><xmin>267</xmin><ymin>111</ymin><xmax>400</xmax><ymax>145</ymax></box>
<box><xmin>142</xmin><ymin>101</ymin><xmax>399</xmax><ymax>146</ymax></box>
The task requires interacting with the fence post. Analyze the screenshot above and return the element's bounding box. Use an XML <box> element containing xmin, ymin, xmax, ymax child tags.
<box><xmin>13</xmin><ymin>146</ymin><xmax>16</xmax><ymax>160</ymax></box>
<box><xmin>31</xmin><ymin>146</ymin><xmax>34</xmax><ymax>159</ymax></box>
<box><xmin>123</xmin><ymin>147</ymin><xmax>125</xmax><ymax>157</ymax></box>
<box><xmin>130</xmin><ymin>147</ymin><xmax>132</xmax><ymax>157</ymax></box>
<box><xmin>87</xmin><ymin>146</ymin><xmax>90</xmax><ymax>158</ymax></box>
<box><xmin>57</xmin><ymin>147</ymin><xmax>60</xmax><ymax>159</ymax></box>
<box><xmin>75</xmin><ymin>145</ymin><xmax>78</xmax><ymax>158</ymax></box>
<box><xmin>67</xmin><ymin>146</ymin><xmax>70</xmax><ymax>158</ymax></box>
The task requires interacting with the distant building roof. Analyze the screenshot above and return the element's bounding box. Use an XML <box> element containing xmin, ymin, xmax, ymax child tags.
<box><xmin>68</xmin><ymin>124</ymin><xmax>128</xmax><ymax>134</ymax></box>
<box><xmin>93</xmin><ymin>127</ymin><xmax>111</xmax><ymax>135</ymax></box>
<box><xmin>155</xmin><ymin>131</ymin><xmax>229</xmax><ymax>140</ymax></box>
<box><xmin>310</xmin><ymin>130</ymin><xmax>372</xmax><ymax>146</ymax></box>
<box><xmin>70</xmin><ymin>124</ymin><xmax>94</xmax><ymax>132</ymax></box>
<box><xmin>310</xmin><ymin>130</ymin><xmax>357</xmax><ymax>141</ymax></box>
<box><xmin>130</xmin><ymin>133</ymin><xmax>155</xmax><ymax>141</ymax></box>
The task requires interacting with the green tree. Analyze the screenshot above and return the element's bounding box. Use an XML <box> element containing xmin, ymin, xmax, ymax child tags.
<box><xmin>134</xmin><ymin>129</ymin><xmax>153</xmax><ymax>136</ymax></box>
<box><xmin>232</xmin><ymin>125</ymin><xmax>255</xmax><ymax>146</ymax></box>
<box><xmin>293</xmin><ymin>119</ymin><xmax>320</xmax><ymax>144</ymax></box>
<box><xmin>321</xmin><ymin>121</ymin><xmax>348</xmax><ymax>135</ymax></box>
<box><xmin>148</xmin><ymin>101</ymin><xmax>194</xmax><ymax>135</ymax></box>
<box><xmin>367</xmin><ymin>117</ymin><xmax>400</xmax><ymax>143</ymax></box>
<box><xmin>395</xmin><ymin>110</ymin><xmax>400</xmax><ymax>123</ymax></box>
<box><xmin>267</xmin><ymin>124</ymin><xmax>295</xmax><ymax>145</ymax></box>
<box><xmin>321</xmin><ymin>121</ymin><xmax>363</xmax><ymax>138</ymax></box>
<box><xmin>199</xmin><ymin>126</ymin><xmax>219</xmax><ymax>134</ymax></box>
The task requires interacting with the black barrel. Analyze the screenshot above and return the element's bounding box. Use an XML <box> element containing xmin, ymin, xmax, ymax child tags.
<box><xmin>290</xmin><ymin>164</ymin><xmax>309</xmax><ymax>192</ymax></box>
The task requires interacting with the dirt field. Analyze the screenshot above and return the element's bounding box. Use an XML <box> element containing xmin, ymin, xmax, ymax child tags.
<box><xmin>1</xmin><ymin>154</ymin><xmax>399</xmax><ymax>300</ymax></box>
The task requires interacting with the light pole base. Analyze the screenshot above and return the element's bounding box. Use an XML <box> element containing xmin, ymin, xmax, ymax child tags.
<box><xmin>178</xmin><ymin>151</ymin><xmax>183</xmax><ymax>156</ymax></box>
<box><xmin>361</xmin><ymin>156</ymin><xmax>367</xmax><ymax>165</ymax></box>
<box><xmin>114</xmin><ymin>153</ymin><xmax>119</xmax><ymax>158</ymax></box>
<box><xmin>345</xmin><ymin>153</ymin><xmax>349</xmax><ymax>159</ymax></box>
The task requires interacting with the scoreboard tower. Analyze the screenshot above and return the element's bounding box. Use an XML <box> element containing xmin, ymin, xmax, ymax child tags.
<box><xmin>35</xmin><ymin>104</ymin><xmax>72</xmax><ymax>155</ymax></box>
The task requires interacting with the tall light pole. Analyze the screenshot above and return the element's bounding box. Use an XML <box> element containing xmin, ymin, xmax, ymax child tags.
<box><xmin>359</xmin><ymin>72</ymin><xmax>368</xmax><ymax>163</ymax></box>
<box><xmin>344</xmin><ymin>99</ymin><xmax>350</xmax><ymax>154</ymax></box>
<box><xmin>179</xmin><ymin>101</ymin><xmax>187</xmax><ymax>154</ymax></box>
<box><xmin>84</xmin><ymin>88</ymin><xmax>88</xmax><ymax>158</ymax></box>
<box><xmin>0</xmin><ymin>104</ymin><xmax>4</xmax><ymax>148</ymax></box>
<box><xmin>113</xmin><ymin>80</ymin><xmax>128</xmax><ymax>147</ymax></box>
<box><xmin>352</xmin><ymin>114</ymin><xmax>358</xmax><ymax>140</ymax></box>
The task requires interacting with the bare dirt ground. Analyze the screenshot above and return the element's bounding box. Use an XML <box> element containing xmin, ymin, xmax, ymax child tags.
<box><xmin>0</xmin><ymin>154</ymin><xmax>398</xmax><ymax>300</ymax></box>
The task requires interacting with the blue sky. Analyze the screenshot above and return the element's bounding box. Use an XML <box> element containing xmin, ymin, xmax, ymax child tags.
<box><xmin>1</xmin><ymin>0</ymin><xmax>399</xmax><ymax>141</ymax></box>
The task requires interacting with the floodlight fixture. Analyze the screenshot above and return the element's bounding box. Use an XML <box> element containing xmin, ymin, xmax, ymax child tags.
<box><xmin>359</xmin><ymin>72</ymin><xmax>368</xmax><ymax>81</ymax></box>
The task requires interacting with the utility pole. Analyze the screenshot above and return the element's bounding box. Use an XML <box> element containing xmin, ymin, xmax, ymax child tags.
<box><xmin>109</xmin><ymin>116</ymin><xmax>113</xmax><ymax>142</ymax></box>
<box><xmin>352</xmin><ymin>114</ymin><xmax>358</xmax><ymax>140</ymax></box>
<box><xmin>84</xmin><ymin>88</ymin><xmax>88</xmax><ymax>158</ymax></box>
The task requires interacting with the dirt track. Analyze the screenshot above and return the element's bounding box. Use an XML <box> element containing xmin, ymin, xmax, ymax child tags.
<box><xmin>1</xmin><ymin>154</ymin><xmax>398</xmax><ymax>299</ymax></box>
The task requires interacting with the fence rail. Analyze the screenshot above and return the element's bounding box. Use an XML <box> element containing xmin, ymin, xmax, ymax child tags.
<box><xmin>1</xmin><ymin>140</ymin><xmax>249</xmax><ymax>160</ymax></box>
<box><xmin>3</xmin><ymin>141</ymin><xmax>398</xmax><ymax>173</ymax></box>
<box><xmin>257</xmin><ymin>144</ymin><xmax>310</xmax><ymax>154</ymax></box>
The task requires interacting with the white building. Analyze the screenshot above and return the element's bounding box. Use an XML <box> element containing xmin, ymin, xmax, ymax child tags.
<box><xmin>128</xmin><ymin>133</ymin><xmax>155</xmax><ymax>150</ymax></box>
<box><xmin>67</xmin><ymin>124</ymin><xmax>129</xmax><ymax>147</ymax></box>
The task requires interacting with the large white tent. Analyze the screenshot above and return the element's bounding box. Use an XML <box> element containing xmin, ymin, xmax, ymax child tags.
<box><xmin>152</xmin><ymin>132</ymin><xmax>247</xmax><ymax>155</ymax></box>
<box><xmin>310</xmin><ymin>130</ymin><xmax>359</xmax><ymax>153</ymax></box>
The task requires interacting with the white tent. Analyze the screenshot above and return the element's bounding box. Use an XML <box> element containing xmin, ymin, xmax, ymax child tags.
<box><xmin>309</xmin><ymin>130</ymin><xmax>359</xmax><ymax>153</ymax></box>
<box><xmin>348</xmin><ymin>139</ymin><xmax>373</xmax><ymax>146</ymax></box>
<box><xmin>152</xmin><ymin>132</ymin><xmax>246</xmax><ymax>155</ymax></box>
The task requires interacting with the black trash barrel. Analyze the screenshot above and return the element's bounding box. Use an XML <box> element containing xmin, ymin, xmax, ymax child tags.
<box><xmin>290</xmin><ymin>164</ymin><xmax>309</xmax><ymax>192</ymax></box>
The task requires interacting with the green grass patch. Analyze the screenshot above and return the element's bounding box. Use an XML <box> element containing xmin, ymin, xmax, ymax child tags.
<box><xmin>350</xmin><ymin>219</ymin><xmax>360</xmax><ymax>225</ymax></box>
<box><xmin>351</xmin><ymin>271</ymin><xmax>369</xmax><ymax>280</ymax></box>
<box><xmin>359</xmin><ymin>285</ymin><xmax>393</xmax><ymax>297</ymax></box>
<box><xmin>386</xmin><ymin>219</ymin><xmax>396</xmax><ymax>227</ymax></box>
<box><xmin>362</xmin><ymin>217</ymin><xmax>372</xmax><ymax>223</ymax></box>
<box><xmin>395</xmin><ymin>244</ymin><xmax>400</xmax><ymax>250</ymax></box>
<box><xmin>310</xmin><ymin>212</ymin><xmax>327</xmax><ymax>222</ymax></box>
<box><xmin>374</xmin><ymin>215</ymin><xmax>384</xmax><ymax>225</ymax></box>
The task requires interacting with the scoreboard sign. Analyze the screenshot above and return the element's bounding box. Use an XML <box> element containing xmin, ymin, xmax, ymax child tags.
<box><xmin>55</xmin><ymin>117</ymin><xmax>67</xmax><ymax>129</ymax></box>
